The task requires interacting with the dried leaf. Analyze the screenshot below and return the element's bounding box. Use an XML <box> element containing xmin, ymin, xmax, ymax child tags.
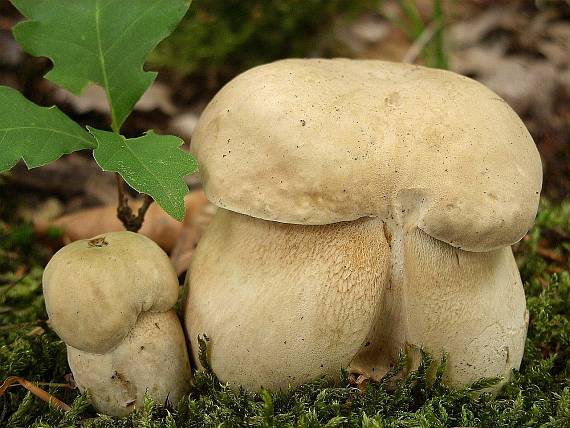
<box><xmin>169</xmin><ymin>111</ymin><xmax>200</xmax><ymax>141</ymax></box>
<box><xmin>35</xmin><ymin>190</ymin><xmax>210</xmax><ymax>253</ymax></box>
<box><xmin>453</xmin><ymin>47</ymin><xmax>559</xmax><ymax>120</ymax></box>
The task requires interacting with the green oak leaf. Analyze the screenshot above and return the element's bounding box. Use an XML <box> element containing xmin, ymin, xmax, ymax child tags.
<box><xmin>11</xmin><ymin>0</ymin><xmax>191</xmax><ymax>131</ymax></box>
<box><xmin>0</xmin><ymin>85</ymin><xmax>95</xmax><ymax>172</ymax></box>
<box><xmin>89</xmin><ymin>127</ymin><xmax>197</xmax><ymax>221</ymax></box>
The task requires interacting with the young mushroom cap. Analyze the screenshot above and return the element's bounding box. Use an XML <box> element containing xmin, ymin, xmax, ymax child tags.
<box><xmin>43</xmin><ymin>232</ymin><xmax>179</xmax><ymax>354</ymax></box>
<box><xmin>192</xmin><ymin>59</ymin><xmax>542</xmax><ymax>251</ymax></box>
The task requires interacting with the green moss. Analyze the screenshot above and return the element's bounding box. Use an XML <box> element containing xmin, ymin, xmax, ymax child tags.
<box><xmin>1</xmin><ymin>199</ymin><xmax>569</xmax><ymax>426</ymax></box>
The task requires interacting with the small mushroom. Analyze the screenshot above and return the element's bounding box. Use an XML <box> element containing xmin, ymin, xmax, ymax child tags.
<box><xmin>43</xmin><ymin>231</ymin><xmax>191</xmax><ymax>416</ymax></box>
<box><xmin>184</xmin><ymin>59</ymin><xmax>542</xmax><ymax>391</ymax></box>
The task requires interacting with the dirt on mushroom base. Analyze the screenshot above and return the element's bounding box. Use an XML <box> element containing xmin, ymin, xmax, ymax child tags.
<box><xmin>0</xmin><ymin>198</ymin><xmax>569</xmax><ymax>426</ymax></box>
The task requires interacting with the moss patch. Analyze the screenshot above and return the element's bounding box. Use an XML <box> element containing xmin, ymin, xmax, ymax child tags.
<box><xmin>1</xmin><ymin>199</ymin><xmax>569</xmax><ymax>427</ymax></box>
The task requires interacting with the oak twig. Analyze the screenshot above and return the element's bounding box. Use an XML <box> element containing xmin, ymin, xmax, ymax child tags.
<box><xmin>115</xmin><ymin>174</ymin><xmax>153</xmax><ymax>232</ymax></box>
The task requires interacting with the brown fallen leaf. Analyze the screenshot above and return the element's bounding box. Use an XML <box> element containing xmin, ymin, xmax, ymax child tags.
<box><xmin>450</xmin><ymin>6</ymin><xmax>521</xmax><ymax>50</ymax></box>
<box><xmin>453</xmin><ymin>46</ymin><xmax>560</xmax><ymax>122</ymax></box>
<box><xmin>17</xmin><ymin>198</ymin><xmax>64</xmax><ymax>225</ymax></box>
<box><xmin>348</xmin><ymin>372</ymin><xmax>371</xmax><ymax>392</ymax></box>
<box><xmin>35</xmin><ymin>190</ymin><xmax>211</xmax><ymax>255</ymax></box>
<box><xmin>336</xmin><ymin>14</ymin><xmax>390</xmax><ymax>55</ymax></box>
<box><xmin>169</xmin><ymin>111</ymin><xmax>200</xmax><ymax>142</ymax></box>
<box><xmin>450</xmin><ymin>3</ymin><xmax>570</xmax><ymax>128</ymax></box>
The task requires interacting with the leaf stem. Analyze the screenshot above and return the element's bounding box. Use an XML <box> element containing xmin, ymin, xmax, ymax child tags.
<box><xmin>115</xmin><ymin>173</ymin><xmax>154</xmax><ymax>232</ymax></box>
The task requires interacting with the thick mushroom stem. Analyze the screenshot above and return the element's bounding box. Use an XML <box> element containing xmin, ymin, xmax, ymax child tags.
<box><xmin>68</xmin><ymin>311</ymin><xmax>191</xmax><ymax>417</ymax></box>
<box><xmin>186</xmin><ymin>209</ymin><xmax>528</xmax><ymax>391</ymax></box>
<box><xmin>349</xmin><ymin>226</ymin><xmax>528</xmax><ymax>387</ymax></box>
<box><xmin>185</xmin><ymin>208</ymin><xmax>391</xmax><ymax>391</ymax></box>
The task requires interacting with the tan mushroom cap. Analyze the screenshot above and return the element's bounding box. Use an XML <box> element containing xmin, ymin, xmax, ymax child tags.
<box><xmin>192</xmin><ymin>59</ymin><xmax>542</xmax><ymax>251</ymax></box>
<box><xmin>43</xmin><ymin>232</ymin><xmax>179</xmax><ymax>354</ymax></box>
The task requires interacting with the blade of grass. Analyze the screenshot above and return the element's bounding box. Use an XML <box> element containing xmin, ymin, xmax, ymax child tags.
<box><xmin>396</xmin><ymin>0</ymin><xmax>425</xmax><ymax>38</ymax></box>
<box><xmin>402</xmin><ymin>18</ymin><xmax>441</xmax><ymax>64</ymax></box>
<box><xmin>432</xmin><ymin>0</ymin><xmax>449</xmax><ymax>69</ymax></box>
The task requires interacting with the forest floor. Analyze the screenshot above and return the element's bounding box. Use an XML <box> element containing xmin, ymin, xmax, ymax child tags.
<box><xmin>1</xmin><ymin>0</ymin><xmax>569</xmax><ymax>426</ymax></box>
<box><xmin>1</xmin><ymin>195</ymin><xmax>569</xmax><ymax>427</ymax></box>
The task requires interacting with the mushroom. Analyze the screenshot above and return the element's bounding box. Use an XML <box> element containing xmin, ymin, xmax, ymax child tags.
<box><xmin>184</xmin><ymin>59</ymin><xmax>542</xmax><ymax>391</ymax></box>
<box><xmin>43</xmin><ymin>231</ymin><xmax>191</xmax><ymax>416</ymax></box>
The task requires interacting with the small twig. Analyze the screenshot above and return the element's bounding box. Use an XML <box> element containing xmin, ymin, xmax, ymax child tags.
<box><xmin>115</xmin><ymin>173</ymin><xmax>154</xmax><ymax>232</ymax></box>
<box><xmin>33</xmin><ymin>382</ymin><xmax>73</xmax><ymax>389</ymax></box>
<box><xmin>0</xmin><ymin>17</ymin><xmax>16</xmax><ymax>31</ymax></box>
<box><xmin>0</xmin><ymin>376</ymin><xmax>71</xmax><ymax>412</ymax></box>
<box><xmin>537</xmin><ymin>247</ymin><xmax>566</xmax><ymax>263</ymax></box>
<box><xmin>402</xmin><ymin>19</ymin><xmax>441</xmax><ymax>64</ymax></box>
<box><xmin>116</xmin><ymin>173</ymin><xmax>133</xmax><ymax>227</ymax></box>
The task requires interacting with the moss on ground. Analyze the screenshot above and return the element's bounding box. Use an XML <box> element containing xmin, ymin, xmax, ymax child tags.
<box><xmin>1</xmin><ymin>197</ymin><xmax>569</xmax><ymax>427</ymax></box>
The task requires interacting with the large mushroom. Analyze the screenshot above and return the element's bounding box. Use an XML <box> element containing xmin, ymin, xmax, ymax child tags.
<box><xmin>184</xmin><ymin>59</ymin><xmax>542</xmax><ymax>391</ymax></box>
<box><xmin>43</xmin><ymin>231</ymin><xmax>191</xmax><ymax>416</ymax></box>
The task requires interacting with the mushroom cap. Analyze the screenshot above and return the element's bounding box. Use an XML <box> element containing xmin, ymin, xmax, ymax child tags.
<box><xmin>43</xmin><ymin>231</ymin><xmax>179</xmax><ymax>354</ymax></box>
<box><xmin>192</xmin><ymin>59</ymin><xmax>542</xmax><ymax>251</ymax></box>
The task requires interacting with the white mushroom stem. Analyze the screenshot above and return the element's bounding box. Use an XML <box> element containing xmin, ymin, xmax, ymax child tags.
<box><xmin>349</xmin><ymin>225</ymin><xmax>527</xmax><ymax>387</ymax></box>
<box><xmin>186</xmin><ymin>208</ymin><xmax>527</xmax><ymax>391</ymax></box>
<box><xmin>68</xmin><ymin>311</ymin><xmax>191</xmax><ymax>417</ymax></box>
<box><xmin>186</xmin><ymin>209</ymin><xmax>390</xmax><ymax>391</ymax></box>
